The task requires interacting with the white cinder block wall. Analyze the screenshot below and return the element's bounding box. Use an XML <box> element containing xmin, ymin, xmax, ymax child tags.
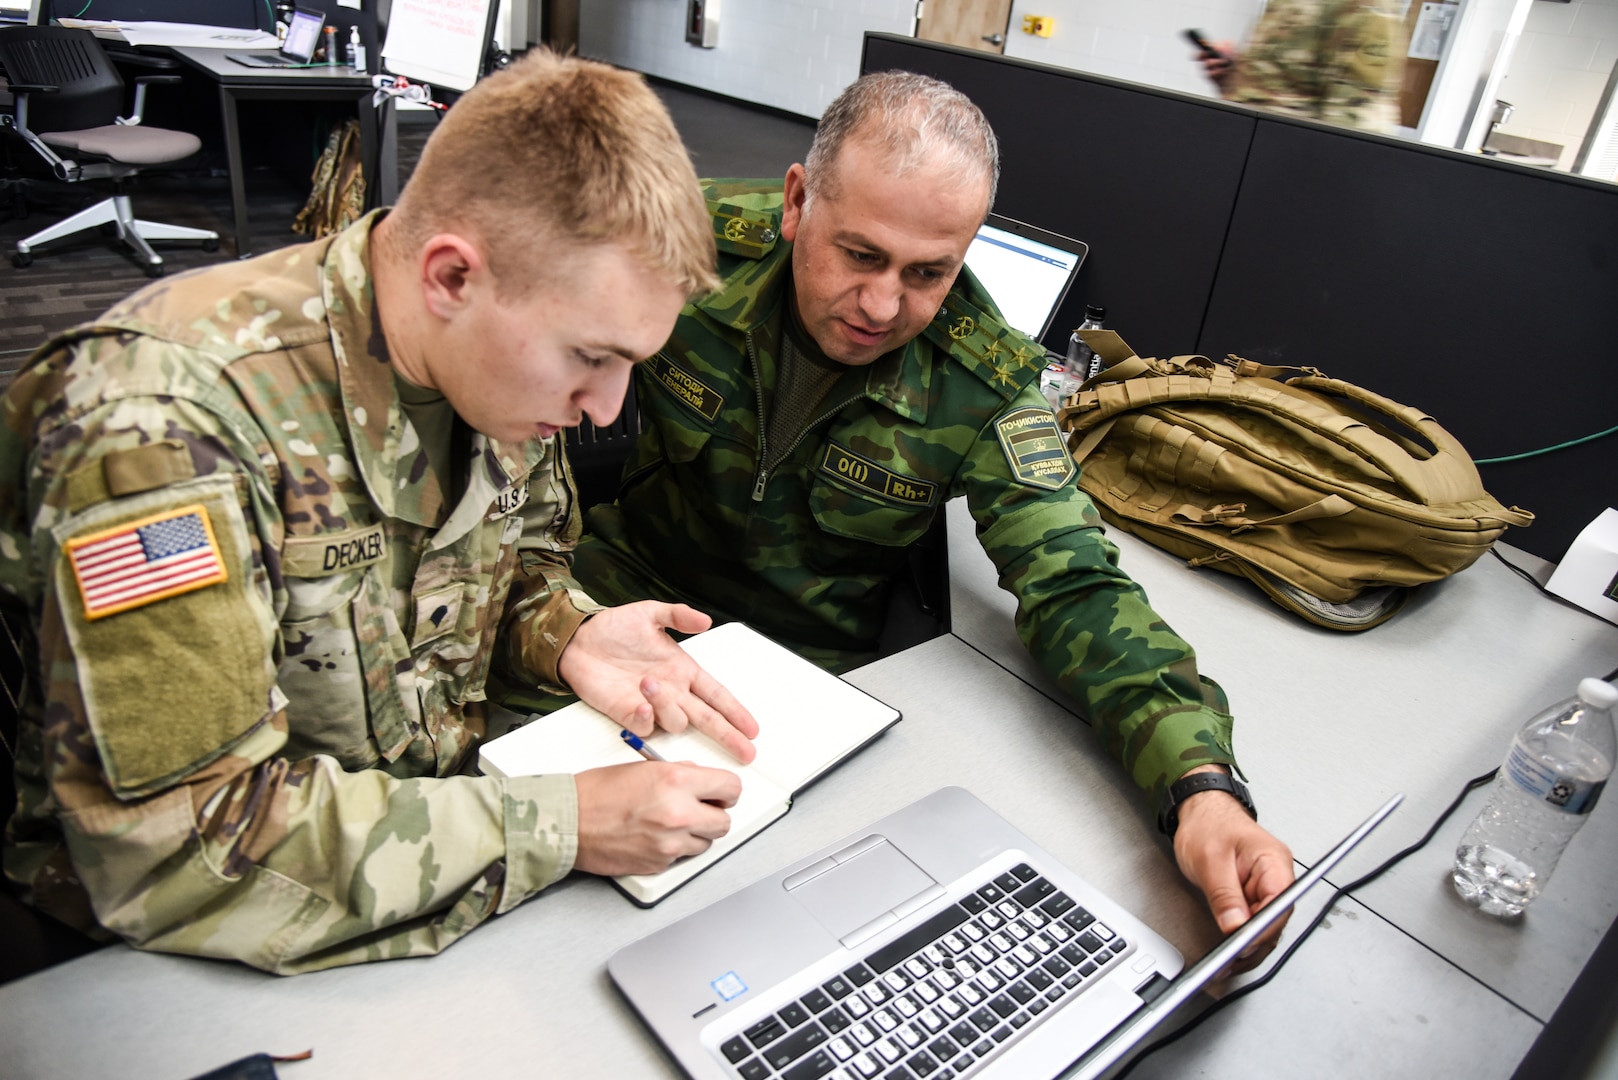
<box><xmin>579</xmin><ymin>0</ymin><xmax>916</xmax><ymax>119</ymax></box>
<box><xmin>1496</xmin><ymin>0</ymin><xmax>1618</xmax><ymax>170</ymax></box>
<box><xmin>1000</xmin><ymin>0</ymin><xmax>1266</xmax><ymax>99</ymax></box>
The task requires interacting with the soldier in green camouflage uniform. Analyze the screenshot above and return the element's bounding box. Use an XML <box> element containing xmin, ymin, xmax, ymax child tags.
<box><xmin>1206</xmin><ymin>0</ymin><xmax>1409</xmax><ymax>132</ymax></box>
<box><xmin>513</xmin><ymin>71</ymin><xmax>1299</xmax><ymax>965</ymax></box>
<box><xmin>0</xmin><ymin>52</ymin><xmax>754</xmax><ymax>973</ymax></box>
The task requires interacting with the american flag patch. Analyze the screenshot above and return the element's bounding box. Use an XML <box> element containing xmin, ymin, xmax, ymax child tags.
<box><xmin>66</xmin><ymin>505</ymin><xmax>229</xmax><ymax>620</ymax></box>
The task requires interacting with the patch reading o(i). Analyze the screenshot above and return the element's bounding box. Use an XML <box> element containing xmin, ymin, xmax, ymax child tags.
<box><xmin>647</xmin><ymin>353</ymin><xmax>723</xmax><ymax>422</ymax></box>
<box><xmin>66</xmin><ymin>504</ymin><xmax>229</xmax><ymax>619</ymax></box>
<box><xmin>994</xmin><ymin>406</ymin><xmax>1076</xmax><ymax>491</ymax></box>
<box><xmin>820</xmin><ymin>442</ymin><xmax>936</xmax><ymax>507</ymax></box>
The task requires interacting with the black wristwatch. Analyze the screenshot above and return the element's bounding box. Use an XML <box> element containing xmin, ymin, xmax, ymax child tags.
<box><xmin>1158</xmin><ymin>771</ymin><xmax>1256</xmax><ymax>837</ymax></box>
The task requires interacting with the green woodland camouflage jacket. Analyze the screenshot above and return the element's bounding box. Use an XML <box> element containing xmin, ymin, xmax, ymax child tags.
<box><xmin>1228</xmin><ymin>0</ymin><xmax>1408</xmax><ymax>132</ymax></box>
<box><xmin>0</xmin><ymin>212</ymin><xmax>602</xmax><ymax>973</ymax></box>
<box><xmin>573</xmin><ymin>181</ymin><xmax>1240</xmax><ymax>815</ymax></box>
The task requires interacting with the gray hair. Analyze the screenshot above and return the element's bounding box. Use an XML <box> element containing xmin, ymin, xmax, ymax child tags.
<box><xmin>803</xmin><ymin>70</ymin><xmax>1000</xmax><ymax>215</ymax></box>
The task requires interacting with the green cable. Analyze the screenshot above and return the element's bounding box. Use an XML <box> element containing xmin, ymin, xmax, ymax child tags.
<box><xmin>1474</xmin><ymin>422</ymin><xmax>1618</xmax><ymax>465</ymax></box>
<box><xmin>72</xmin><ymin>0</ymin><xmax>92</xmax><ymax>15</ymax></box>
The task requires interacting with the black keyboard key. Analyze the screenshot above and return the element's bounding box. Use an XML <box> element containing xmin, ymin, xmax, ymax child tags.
<box><xmin>891</xmin><ymin>1064</ymin><xmax>923</xmax><ymax>1080</ymax></box>
<box><xmin>824</xmin><ymin>974</ymin><xmax>855</xmax><ymax>999</ymax></box>
<box><xmin>988</xmin><ymin>994</ymin><xmax>1017</xmax><ymax>1018</ymax></box>
<box><xmin>1043</xmin><ymin>956</ymin><xmax>1070</xmax><ymax>977</ymax></box>
<box><xmin>722</xmin><ymin>1036</ymin><xmax>751</xmax><ymax>1063</ymax></box>
<box><xmin>780</xmin><ymin>1002</ymin><xmax>811</xmax><ymax>1028</ymax></box>
<box><xmin>1039</xmin><ymin>892</ymin><xmax>1076</xmax><ymax>918</ymax></box>
<box><xmin>907</xmin><ymin>1052</ymin><xmax>940</xmax><ymax>1077</ymax></box>
<box><xmin>977</xmin><ymin>883</ymin><xmax>1005</xmax><ymax>904</ymax></box>
<box><xmin>1010</xmin><ymin>863</ymin><xmax>1038</xmax><ymax>882</ymax></box>
<box><xmin>1062</xmin><ymin>973</ymin><xmax>1082</xmax><ymax>988</ymax></box>
<box><xmin>1009</xmin><ymin>1013</ymin><xmax>1031</xmax><ymax>1029</ymax></box>
<box><xmin>1007</xmin><ymin>982</ymin><xmax>1037</xmax><ymax>1005</ymax></box>
<box><xmin>846</xmin><ymin>963</ymin><xmax>876</xmax><ymax>986</ymax></box>
<box><xmin>1026</xmin><ymin>969</ymin><xmax>1053</xmax><ymax>992</ymax></box>
<box><xmin>992</xmin><ymin>1024</ymin><xmax>1014</xmax><ymax>1043</ymax></box>
<box><xmin>745</xmin><ymin>1016</ymin><xmax>787</xmax><ymax>1048</ymax></box>
<box><xmin>801</xmin><ymin>987</ymin><xmax>832</xmax><ymax>1013</ymax></box>
<box><xmin>1012</xmin><ymin>878</ymin><xmax>1055</xmax><ymax>907</ymax></box>
<box><xmin>960</xmin><ymin>893</ymin><xmax>988</xmax><ymax>915</ymax></box>
<box><xmin>1059</xmin><ymin>944</ymin><xmax>1084</xmax><ymax>965</ymax></box>
<box><xmin>993</xmin><ymin>871</ymin><xmax>1020</xmax><ymax>893</ymax></box>
<box><xmin>1074</xmin><ymin>932</ymin><xmax>1104</xmax><ymax>954</ymax></box>
<box><xmin>866</xmin><ymin>906</ymin><xmax>970</xmax><ymax>973</ymax></box>
<box><xmin>1064</xmin><ymin>907</ymin><xmax>1096</xmax><ymax>932</ymax></box>
<box><xmin>1077</xmin><ymin>960</ymin><xmax>1098</xmax><ymax>977</ymax></box>
<box><xmin>1029</xmin><ymin>998</ymin><xmax>1050</xmax><ymax>1016</ymax></box>
<box><xmin>969</xmin><ymin>1007</ymin><xmax>998</xmax><ymax>1032</ymax></box>
<box><xmin>764</xmin><ymin>1025</ymin><xmax>829</xmax><ymax>1070</ymax></box>
<box><xmin>738</xmin><ymin>1059</ymin><xmax>770</xmax><ymax>1080</ymax></box>
<box><xmin>821</xmin><ymin>1007</ymin><xmax>852</xmax><ymax>1033</ymax></box>
<box><xmin>1110</xmin><ymin>940</ymin><xmax>1128</xmax><ymax>955</ymax></box>
<box><xmin>782</xmin><ymin>1048</ymin><xmax>837</xmax><ymax>1080</ymax></box>
<box><xmin>929</xmin><ymin>1035</ymin><xmax>960</xmax><ymax>1061</ymax></box>
<box><xmin>949</xmin><ymin>1021</ymin><xmax>977</xmax><ymax>1046</ymax></box>
<box><xmin>972</xmin><ymin>1039</ymin><xmax>993</xmax><ymax>1057</ymax></box>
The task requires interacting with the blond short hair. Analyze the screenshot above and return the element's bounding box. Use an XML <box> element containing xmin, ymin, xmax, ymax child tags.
<box><xmin>385</xmin><ymin>50</ymin><xmax>718</xmax><ymax>298</ymax></box>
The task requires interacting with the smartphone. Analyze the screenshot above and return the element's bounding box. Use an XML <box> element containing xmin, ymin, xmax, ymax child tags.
<box><xmin>1184</xmin><ymin>28</ymin><xmax>1220</xmax><ymax>58</ymax></box>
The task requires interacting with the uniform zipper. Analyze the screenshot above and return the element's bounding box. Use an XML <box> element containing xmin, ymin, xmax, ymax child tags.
<box><xmin>746</xmin><ymin>330</ymin><xmax>867</xmax><ymax>503</ymax></box>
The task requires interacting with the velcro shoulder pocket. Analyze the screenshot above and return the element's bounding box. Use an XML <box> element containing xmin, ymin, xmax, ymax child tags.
<box><xmin>54</xmin><ymin>477</ymin><xmax>277</xmax><ymax>799</ymax></box>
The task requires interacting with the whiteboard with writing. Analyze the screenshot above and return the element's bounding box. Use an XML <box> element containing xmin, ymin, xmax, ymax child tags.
<box><xmin>381</xmin><ymin>0</ymin><xmax>493</xmax><ymax>92</ymax></box>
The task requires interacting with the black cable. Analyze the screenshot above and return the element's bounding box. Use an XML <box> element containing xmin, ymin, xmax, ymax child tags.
<box><xmin>1489</xmin><ymin>546</ymin><xmax>1549</xmax><ymax>593</ymax></box>
<box><xmin>1115</xmin><ymin>765</ymin><xmax>1502</xmax><ymax>1077</ymax></box>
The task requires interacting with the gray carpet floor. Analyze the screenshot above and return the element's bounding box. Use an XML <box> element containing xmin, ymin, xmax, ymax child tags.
<box><xmin>0</xmin><ymin>82</ymin><xmax>814</xmax><ymax>384</ymax></box>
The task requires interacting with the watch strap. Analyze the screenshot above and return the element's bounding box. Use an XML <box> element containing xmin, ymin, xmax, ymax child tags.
<box><xmin>1159</xmin><ymin>771</ymin><xmax>1256</xmax><ymax>837</ymax></box>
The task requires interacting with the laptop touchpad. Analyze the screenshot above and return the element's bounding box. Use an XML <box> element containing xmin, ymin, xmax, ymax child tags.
<box><xmin>785</xmin><ymin>838</ymin><xmax>938</xmax><ymax>940</ymax></box>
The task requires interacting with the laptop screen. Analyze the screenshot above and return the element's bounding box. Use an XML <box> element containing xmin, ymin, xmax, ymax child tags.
<box><xmin>964</xmin><ymin>215</ymin><xmax>1088</xmax><ymax>342</ymax></box>
<box><xmin>283</xmin><ymin>8</ymin><xmax>325</xmax><ymax>61</ymax></box>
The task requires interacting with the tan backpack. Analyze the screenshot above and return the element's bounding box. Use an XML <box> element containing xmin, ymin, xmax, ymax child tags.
<box><xmin>292</xmin><ymin>119</ymin><xmax>367</xmax><ymax>240</ymax></box>
<box><xmin>1056</xmin><ymin>330</ymin><xmax>1533</xmax><ymax>630</ymax></box>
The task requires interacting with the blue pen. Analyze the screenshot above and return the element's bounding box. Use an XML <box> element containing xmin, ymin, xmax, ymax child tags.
<box><xmin>619</xmin><ymin>729</ymin><xmax>667</xmax><ymax>762</ymax></box>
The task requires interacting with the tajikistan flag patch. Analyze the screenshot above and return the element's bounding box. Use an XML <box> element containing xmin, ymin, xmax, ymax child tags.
<box><xmin>66</xmin><ymin>505</ymin><xmax>229</xmax><ymax>620</ymax></box>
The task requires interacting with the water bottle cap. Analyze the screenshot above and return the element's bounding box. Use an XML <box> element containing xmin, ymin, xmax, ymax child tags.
<box><xmin>1084</xmin><ymin>305</ymin><xmax>1106</xmax><ymax>320</ymax></box>
<box><xmin>1577</xmin><ymin>677</ymin><xmax>1618</xmax><ymax>709</ymax></box>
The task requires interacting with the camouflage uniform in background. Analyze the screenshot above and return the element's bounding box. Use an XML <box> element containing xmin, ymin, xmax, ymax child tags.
<box><xmin>0</xmin><ymin>211</ymin><xmax>602</xmax><ymax>973</ymax></box>
<box><xmin>553</xmin><ymin>181</ymin><xmax>1240</xmax><ymax>816</ymax></box>
<box><xmin>1226</xmin><ymin>0</ymin><xmax>1408</xmax><ymax>132</ymax></box>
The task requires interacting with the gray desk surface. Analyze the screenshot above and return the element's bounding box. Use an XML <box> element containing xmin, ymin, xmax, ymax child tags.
<box><xmin>946</xmin><ymin>497</ymin><xmax>1618</xmax><ymax>1023</ymax></box>
<box><xmin>0</xmin><ymin>503</ymin><xmax>1610</xmax><ymax>1079</ymax></box>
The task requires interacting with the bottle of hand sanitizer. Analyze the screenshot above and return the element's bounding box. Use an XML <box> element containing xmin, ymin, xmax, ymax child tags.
<box><xmin>350</xmin><ymin>26</ymin><xmax>367</xmax><ymax>72</ymax></box>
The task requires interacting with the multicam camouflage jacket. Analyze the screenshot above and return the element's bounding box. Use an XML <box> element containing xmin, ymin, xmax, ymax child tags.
<box><xmin>0</xmin><ymin>212</ymin><xmax>601</xmax><ymax>973</ymax></box>
<box><xmin>572</xmin><ymin>180</ymin><xmax>1240</xmax><ymax>815</ymax></box>
<box><xmin>1227</xmin><ymin>0</ymin><xmax>1408</xmax><ymax>132</ymax></box>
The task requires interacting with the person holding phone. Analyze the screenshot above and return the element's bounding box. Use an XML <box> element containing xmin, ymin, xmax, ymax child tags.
<box><xmin>1191</xmin><ymin>0</ymin><xmax>1409</xmax><ymax>133</ymax></box>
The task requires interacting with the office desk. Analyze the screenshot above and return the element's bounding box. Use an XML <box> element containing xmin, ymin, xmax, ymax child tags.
<box><xmin>0</xmin><ymin>507</ymin><xmax>1611</xmax><ymax>1078</ymax></box>
<box><xmin>166</xmin><ymin>48</ymin><xmax>380</xmax><ymax>258</ymax></box>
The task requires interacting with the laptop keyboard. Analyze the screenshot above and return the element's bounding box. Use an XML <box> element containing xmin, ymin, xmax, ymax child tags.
<box><xmin>716</xmin><ymin>862</ymin><xmax>1130</xmax><ymax>1080</ymax></box>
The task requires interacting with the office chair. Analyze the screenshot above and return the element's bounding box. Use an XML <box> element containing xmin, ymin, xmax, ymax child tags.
<box><xmin>0</xmin><ymin>25</ymin><xmax>217</xmax><ymax>276</ymax></box>
<box><xmin>565</xmin><ymin>379</ymin><xmax>644</xmax><ymax>511</ymax></box>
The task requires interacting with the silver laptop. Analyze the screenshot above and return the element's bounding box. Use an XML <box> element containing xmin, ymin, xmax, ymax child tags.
<box><xmin>609</xmin><ymin>785</ymin><xmax>1400</xmax><ymax>1080</ymax></box>
<box><xmin>227</xmin><ymin>7</ymin><xmax>325</xmax><ymax>68</ymax></box>
<box><xmin>964</xmin><ymin>215</ymin><xmax>1088</xmax><ymax>343</ymax></box>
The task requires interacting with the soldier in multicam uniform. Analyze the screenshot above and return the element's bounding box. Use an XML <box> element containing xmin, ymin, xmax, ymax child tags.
<box><xmin>506</xmin><ymin>71</ymin><xmax>1300</xmax><ymax>967</ymax></box>
<box><xmin>1201</xmin><ymin>0</ymin><xmax>1409</xmax><ymax>133</ymax></box>
<box><xmin>0</xmin><ymin>51</ymin><xmax>760</xmax><ymax>973</ymax></box>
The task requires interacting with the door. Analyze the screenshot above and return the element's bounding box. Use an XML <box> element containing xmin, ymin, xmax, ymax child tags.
<box><xmin>915</xmin><ymin>0</ymin><xmax>1013</xmax><ymax>56</ymax></box>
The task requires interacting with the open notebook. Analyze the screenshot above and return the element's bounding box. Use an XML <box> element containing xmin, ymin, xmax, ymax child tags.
<box><xmin>478</xmin><ymin>622</ymin><xmax>902</xmax><ymax>905</ymax></box>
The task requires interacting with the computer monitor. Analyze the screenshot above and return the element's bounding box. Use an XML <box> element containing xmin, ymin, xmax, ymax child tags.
<box><xmin>964</xmin><ymin>214</ymin><xmax>1088</xmax><ymax>342</ymax></box>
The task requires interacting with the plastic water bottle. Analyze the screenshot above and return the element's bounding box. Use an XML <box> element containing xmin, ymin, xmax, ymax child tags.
<box><xmin>1057</xmin><ymin>305</ymin><xmax>1107</xmax><ymax>403</ymax></box>
<box><xmin>1451</xmin><ymin>677</ymin><xmax>1618</xmax><ymax>917</ymax></box>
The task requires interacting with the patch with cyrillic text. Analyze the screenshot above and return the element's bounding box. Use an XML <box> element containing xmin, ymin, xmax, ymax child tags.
<box><xmin>648</xmin><ymin>353</ymin><xmax>723</xmax><ymax>422</ymax></box>
<box><xmin>819</xmin><ymin>442</ymin><xmax>936</xmax><ymax>507</ymax></box>
<box><xmin>994</xmin><ymin>406</ymin><xmax>1075</xmax><ymax>491</ymax></box>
